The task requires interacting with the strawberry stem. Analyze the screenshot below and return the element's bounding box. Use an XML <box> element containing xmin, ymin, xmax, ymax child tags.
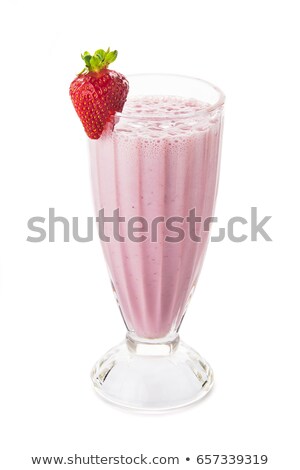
<box><xmin>79</xmin><ymin>48</ymin><xmax>118</xmax><ymax>74</ymax></box>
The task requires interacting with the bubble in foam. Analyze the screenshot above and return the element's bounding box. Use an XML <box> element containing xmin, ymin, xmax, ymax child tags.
<box><xmin>114</xmin><ymin>96</ymin><xmax>218</xmax><ymax>143</ymax></box>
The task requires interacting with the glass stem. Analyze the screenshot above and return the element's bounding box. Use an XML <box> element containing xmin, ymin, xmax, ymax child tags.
<box><xmin>126</xmin><ymin>332</ymin><xmax>180</xmax><ymax>356</ymax></box>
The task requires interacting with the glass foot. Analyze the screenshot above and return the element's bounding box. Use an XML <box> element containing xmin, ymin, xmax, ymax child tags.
<box><xmin>91</xmin><ymin>333</ymin><xmax>214</xmax><ymax>411</ymax></box>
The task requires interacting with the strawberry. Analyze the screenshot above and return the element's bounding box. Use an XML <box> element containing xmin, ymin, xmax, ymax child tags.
<box><xmin>69</xmin><ymin>48</ymin><xmax>129</xmax><ymax>139</ymax></box>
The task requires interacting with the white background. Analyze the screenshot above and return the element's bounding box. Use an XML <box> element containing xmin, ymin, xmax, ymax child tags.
<box><xmin>0</xmin><ymin>1</ymin><xmax>299</xmax><ymax>468</ymax></box>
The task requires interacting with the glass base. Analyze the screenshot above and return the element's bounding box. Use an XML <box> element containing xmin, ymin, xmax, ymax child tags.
<box><xmin>91</xmin><ymin>333</ymin><xmax>214</xmax><ymax>411</ymax></box>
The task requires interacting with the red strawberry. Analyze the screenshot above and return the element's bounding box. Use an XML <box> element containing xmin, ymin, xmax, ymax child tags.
<box><xmin>69</xmin><ymin>48</ymin><xmax>129</xmax><ymax>139</ymax></box>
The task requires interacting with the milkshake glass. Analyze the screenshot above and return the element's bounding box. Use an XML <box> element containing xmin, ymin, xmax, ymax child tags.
<box><xmin>90</xmin><ymin>74</ymin><xmax>225</xmax><ymax>410</ymax></box>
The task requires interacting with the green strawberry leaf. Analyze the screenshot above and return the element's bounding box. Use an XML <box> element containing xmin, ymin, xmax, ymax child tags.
<box><xmin>90</xmin><ymin>55</ymin><xmax>101</xmax><ymax>71</ymax></box>
<box><xmin>105</xmin><ymin>50</ymin><xmax>118</xmax><ymax>65</ymax></box>
<box><xmin>79</xmin><ymin>47</ymin><xmax>118</xmax><ymax>74</ymax></box>
<box><xmin>95</xmin><ymin>49</ymin><xmax>106</xmax><ymax>61</ymax></box>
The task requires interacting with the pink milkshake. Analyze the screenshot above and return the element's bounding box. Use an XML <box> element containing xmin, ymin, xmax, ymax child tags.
<box><xmin>90</xmin><ymin>95</ymin><xmax>223</xmax><ymax>339</ymax></box>
<box><xmin>70</xmin><ymin>53</ymin><xmax>225</xmax><ymax>409</ymax></box>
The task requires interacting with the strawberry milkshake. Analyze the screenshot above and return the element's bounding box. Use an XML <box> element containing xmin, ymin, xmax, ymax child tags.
<box><xmin>90</xmin><ymin>95</ymin><xmax>223</xmax><ymax>339</ymax></box>
<box><xmin>70</xmin><ymin>51</ymin><xmax>225</xmax><ymax>409</ymax></box>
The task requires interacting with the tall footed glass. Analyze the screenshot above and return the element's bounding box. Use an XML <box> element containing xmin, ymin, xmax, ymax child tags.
<box><xmin>90</xmin><ymin>74</ymin><xmax>225</xmax><ymax>410</ymax></box>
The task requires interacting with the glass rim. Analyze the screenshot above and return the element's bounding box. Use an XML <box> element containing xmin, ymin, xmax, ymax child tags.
<box><xmin>116</xmin><ymin>73</ymin><xmax>225</xmax><ymax>120</ymax></box>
